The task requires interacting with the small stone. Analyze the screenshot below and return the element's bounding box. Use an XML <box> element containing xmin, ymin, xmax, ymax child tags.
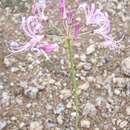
<box><xmin>66</xmin><ymin>101</ymin><xmax>72</xmax><ymax>108</ymax></box>
<box><xmin>121</xmin><ymin>57</ymin><xmax>130</xmax><ymax>76</ymax></box>
<box><xmin>96</xmin><ymin>96</ymin><xmax>105</xmax><ymax>106</ymax></box>
<box><xmin>54</xmin><ymin>103</ymin><xmax>65</xmax><ymax>114</ymax></box>
<box><xmin>45</xmin><ymin>119</ymin><xmax>57</xmax><ymax>128</ymax></box>
<box><xmin>0</xmin><ymin>85</ymin><xmax>4</xmax><ymax>90</ymax></box>
<box><xmin>57</xmin><ymin>115</ymin><xmax>63</xmax><ymax>125</ymax></box>
<box><xmin>79</xmin><ymin>81</ymin><xmax>90</xmax><ymax>91</ymax></box>
<box><xmin>0</xmin><ymin>120</ymin><xmax>7</xmax><ymax>130</ymax></box>
<box><xmin>119</xmin><ymin>121</ymin><xmax>128</xmax><ymax>128</ymax></box>
<box><xmin>94</xmin><ymin>128</ymin><xmax>100</xmax><ymax>130</ymax></box>
<box><xmin>19</xmin><ymin>122</ymin><xmax>25</xmax><ymax>128</ymax></box>
<box><xmin>19</xmin><ymin>81</ymin><xmax>28</xmax><ymax>88</ymax></box>
<box><xmin>26</xmin><ymin>103</ymin><xmax>32</xmax><ymax>108</ymax></box>
<box><xmin>11</xmin><ymin>67</ymin><xmax>19</xmax><ymax>72</ymax></box>
<box><xmin>60</xmin><ymin>89</ymin><xmax>71</xmax><ymax>99</ymax></box>
<box><xmin>81</xmin><ymin>119</ymin><xmax>90</xmax><ymax>128</ymax></box>
<box><xmin>11</xmin><ymin>116</ymin><xmax>17</xmax><ymax>121</ymax></box>
<box><xmin>24</xmin><ymin>87</ymin><xmax>39</xmax><ymax>99</ymax></box>
<box><xmin>83</xmin><ymin>102</ymin><xmax>97</xmax><ymax>116</ymax></box>
<box><xmin>113</xmin><ymin>78</ymin><xmax>127</xmax><ymax>88</ymax></box>
<box><xmin>97</xmin><ymin>57</ymin><xmax>108</xmax><ymax>67</ymax></box>
<box><xmin>10</xmin><ymin>82</ymin><xmax>14</xmax><ymax>86</ymax></box>
<box><xmin>49</xmin><ymin>79</ymin><xmax>55</xmax><ymax>84</ymax></box>
<box><xmin>10</xmin><ymin>41</ymin><xmax>19</xmax><ymax>49</ymax></box>
<box><xmin>71</xmin><ymin>112</ymin><xmax>76</xmax><ymax>117</ymax></box>
<box><xmin>114</xmin><ymin>89</ymin><xmax>120</xmax><ymax>95</ymax></box>
<box><xmin>126</xmin><ymin>106</ymin><xmax>130</xmax><ymax>115</ymax></box>
<box><xmin>46</xmin><ymin>104</ymin><xmax>53</xmax><ymax>110</ymax></box>
<box><xmin>116</xmin><ymin>119</ymin><xmax>122</xmax><ymax>126</ymax></box>
<box><xmin>30</xmin><ymin>121</ymin><xmax>43</xmax><ymax>130</ymax></box>
<box><xmin>4</xmin><ymin>57</ymin><xmax>11</xmax><ymax>67</ymax></box>
<box><xmin>86</xmin><ymin>44</ymin><xmax>96</xmax><ymax>55</ymax></box>
<box><xmin>83</xmin><ymin>63</ymin><xmax>92</xmax><ymax>71</ymax></box>
<box><xmin>80</xmin><ymin>54</ymin><xmax>86</xmax><ymax>62</ymax></box>
<box><xmin>1</xmin><ymin>92</ymin><xmax>10</xmax><ymax>106</ymax></box>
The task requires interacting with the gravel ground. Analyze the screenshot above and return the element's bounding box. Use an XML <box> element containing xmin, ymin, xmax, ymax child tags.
<box><xmin>0</xmin><ymin>0</ymin><xmax>130</xmax><ymax>130</ymax></box>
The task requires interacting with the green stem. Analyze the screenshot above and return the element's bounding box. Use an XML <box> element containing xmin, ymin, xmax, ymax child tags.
<box><xmin>66</xmin><ymin>38</ymin><xmax>80</xmax><ymax>130</ymax></box>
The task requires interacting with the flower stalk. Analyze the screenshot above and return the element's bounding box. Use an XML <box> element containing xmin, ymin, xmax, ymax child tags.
<box><xmin>66</xmin><ymin>37</ymin><xmax>80</xmax><ymax>130</ymax></box>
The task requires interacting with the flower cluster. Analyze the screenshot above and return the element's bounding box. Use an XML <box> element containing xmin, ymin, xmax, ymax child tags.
<box><xmin>9</xmin><ymin>0</ymin><xmax>124</xmax><ymax>58</ymax></box>
<box><xmin>60</xmin><ymin>0</ymin><xmax>80</xmax><ymax>40</ymax></box>
<box><xmin>9</xmin><ymin>0</ymin><xmax>58</xmax><ymax>59</ymax></box>
<box><xmin>59</xmin><ymin>0</ymin><xmax>117</xmax><ymax>47</ymax></box>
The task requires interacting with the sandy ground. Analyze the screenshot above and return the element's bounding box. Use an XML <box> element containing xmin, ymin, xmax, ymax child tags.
<box><xmin>0</xmin><ymin>0</ymin><xmax>130</xmax><ymax>130</ymax></box>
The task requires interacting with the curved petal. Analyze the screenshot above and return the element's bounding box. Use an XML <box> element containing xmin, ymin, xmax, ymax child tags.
<box><xmin>22</xmin><ymin>17</ymin><xmax>34</xmax><ymax>38</ymax></box>
<box><xmin>38</xmin><ymin>43</ymin><xmax>58</xmax><ymax>53</ymax></box>
<box><xmin>9</xmin><ymin>42</ymin><xmax>32</xmax><ymax>53</ymax></box>
<box><xmin>60</xmin><ymin>0</ymin><xmax>67</xmax><ymax>19</ymax></box>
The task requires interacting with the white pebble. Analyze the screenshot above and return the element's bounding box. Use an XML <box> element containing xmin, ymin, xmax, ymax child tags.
<box><xmin>30</xmin><ymin>121</ymin><xmax>43</xmax><ymax>130</ymax></box>
<box><xmin>114</xmin><ymin>89</ymin><xmax>120</xmax><ymax>95</ymax></box>
<box><xmin>86</xmin><ymin>45</ymin><xmax>96</xmax><ymax>55</ymax></box>
<box><xmin>119</xmin><ymin>121</ymin><xmax>128</xmax><ymax>128</ymax></box>
<box><xmin>0</xmin><ymin>120</ymin><xmax>7</xmax><ymax>130</ymax></box>
<box><xmin>81</xmin><ymin>119</ymin><xmax>90</xmax><ymax>128</ymax></box>
<box><xmin>126</xmin><ymin>106</ymin><xmax>130</xmax><ymax>115</ymax></box>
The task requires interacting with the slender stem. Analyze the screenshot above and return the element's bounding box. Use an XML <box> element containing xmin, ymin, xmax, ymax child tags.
<box><xmin>66</xmin><ymin>38</ymin><xmax>80</xmax><ymax>130</ymax></box>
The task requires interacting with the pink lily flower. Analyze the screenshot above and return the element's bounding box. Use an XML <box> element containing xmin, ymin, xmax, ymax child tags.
<box><xmin>79</xmin><ymin>3</ymin><xmax>112</xmax><ymax>47</ymax></box>
<box><xmin>8</xmin><ymin>0</ymin><xmax>59</xmax><ymax>59</ymax></box>
<box><xmin>9</xmin><ymin>16</ymin><xmax>44</xmax><ymax>54</ymax></box>
<box><xmin>9</xmin><ymin>14</ymin><xmax>58</xmax><ymax>57</ymax></box>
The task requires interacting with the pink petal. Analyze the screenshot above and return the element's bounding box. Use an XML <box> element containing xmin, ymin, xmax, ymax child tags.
<box><xmin>22</xmin><ymin>17</ymin><xmax>34</xmax><ymax>38</ymax></box>
<box><xmin>39</xmin><ymin>43</ymin><xmax>58</xmax><ymax>53</ymax></box>
<box><xmin>60</xmin><ymin>0</ymin><xmax>67</xmax><ymax>19</ymax></box>
<box><xmin>73</xmin><ymin>22</ymin><xmax>80</xmax><ymax>39</ymax></box>
<box><xmin>21</xmin><ymin>16</ymin><xmax>43</xmax><ymax>39</ymax></box>
<box><xmin>9</xmin><ymin>39</ymin><xmax>41</xmax><ymax>54</ymax></box>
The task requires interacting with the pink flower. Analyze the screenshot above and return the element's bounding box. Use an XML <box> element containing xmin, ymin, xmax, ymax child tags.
<box><xmin>60</xmin><ymin>0</ymin><xmax>67</xmax><ymax>19</ymax></box>
<box><xmin>9</xmin><ymin>16</ymin><xmax>44</xmax><ymax>54</ymax></box>
<box><xmin>8</xmin><ymin>0</ymin><xmax>59</xmax><ymax>59</ymax></box>
<box><xmin>80</xmin><ymin>3</ymin><xmax>112</xmax><ymax>47</ymax></box>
